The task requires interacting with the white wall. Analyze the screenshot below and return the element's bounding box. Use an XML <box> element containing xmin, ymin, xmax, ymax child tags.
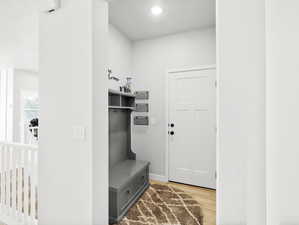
<box><xmin>92</xmin><ymin>1</ymin><xmax>109</xmax><ymax>224</ymax></box>
<box><xmin>132</xmin><ymin>28</ymin><xmax>216</xmax><ymax>177</ymax></box>
<box><xmin>0</xmin><ymin>1</ymin><xmax>38</xmax><ymax>70</ymax></box>
<box><xmin>217</xmin><ymin>0</ymin><xmax>266</xmax><ymax>224</ymax></box>
<box><xmin>13</xmin><ymin>69</ymin><xmax>38</xmax><ymax>143</ymax></box>
<box><xmin>39</xmin><ymin>0</ymin><xmax>108</xmax><ymax>224</ymax></box>
<box><xmin>108</xmin><ymin>24</ymin><xmax>133</xmax><ymax>90</ymax></box>
<box><xmin>266</xmin><ymin>1</ymin><xmax>299</xmax><ymax>225</ymax></box>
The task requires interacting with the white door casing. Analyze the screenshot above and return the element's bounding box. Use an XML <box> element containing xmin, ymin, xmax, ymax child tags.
<box><xmin>168</xmin><ymin>66</ymin><xmax>216</xmax><ymax>189</ymax></box>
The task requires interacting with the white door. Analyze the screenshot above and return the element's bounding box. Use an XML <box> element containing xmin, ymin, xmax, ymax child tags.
<box><xmin>168</xmin><ymin>67</ymin><xmax>216</xmax><ymax>189</ymax></box>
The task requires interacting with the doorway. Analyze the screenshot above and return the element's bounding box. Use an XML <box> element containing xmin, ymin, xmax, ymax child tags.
<box><xmin>167</xmin><ymin>66</ymin><xmax>216</xmax><ymax>189</ymax></box>
<box><xmin>108</xmin><ymin>0</ymin><xmax>216</xmax><ymax>224</ymax></box>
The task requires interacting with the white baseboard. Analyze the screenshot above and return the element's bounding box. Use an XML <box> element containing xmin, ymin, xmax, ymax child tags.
<box><xmin>149</xmin><ymin>173</ymin><xmax>168</xmax><ymax>182</ymax></box>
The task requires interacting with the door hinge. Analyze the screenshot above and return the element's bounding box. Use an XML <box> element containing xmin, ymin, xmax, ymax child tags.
<box><xmin>215</xmin><ymin>81</ymin><xmax>217</xmax><ymax>88</ymax></box>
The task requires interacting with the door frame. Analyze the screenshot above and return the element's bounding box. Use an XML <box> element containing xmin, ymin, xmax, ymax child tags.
<box><xmin>165</xmin><ymin>64</ymin><xmax>217</xmax><ymax>183</ymax></box>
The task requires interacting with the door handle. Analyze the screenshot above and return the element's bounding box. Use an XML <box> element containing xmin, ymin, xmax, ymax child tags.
<box><xmin>169</xmin><ymin>123</ymin><xmax>175</xmax><ymax>127</ymax></box>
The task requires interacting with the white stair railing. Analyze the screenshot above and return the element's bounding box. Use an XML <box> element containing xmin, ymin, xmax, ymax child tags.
<box><xmin>0</xmin><ymin>142</ymin><xmax>38</xmax><ymax>225</ymax></box>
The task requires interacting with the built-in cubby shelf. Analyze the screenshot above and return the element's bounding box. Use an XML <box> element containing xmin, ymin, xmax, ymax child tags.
<box><xmin>109</xmin><ymin>106</ymin><xmax>135</xmax><ymax>110</ymax></box>
<box><xmin>108</xmin><ymin>89</ymin><xmax>150</xmax><ymax>223</ymax></box>
<box><xmin>109</xmin><ymin>89</ymin><xmax>135</xmax><ymax>110</ymax></box>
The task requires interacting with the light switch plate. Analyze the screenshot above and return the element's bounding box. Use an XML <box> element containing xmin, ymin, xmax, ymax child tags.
<box><xmin>72</xmin><ymin>126</ymin><xmax>86</xmax><ymax>140</ymax></box>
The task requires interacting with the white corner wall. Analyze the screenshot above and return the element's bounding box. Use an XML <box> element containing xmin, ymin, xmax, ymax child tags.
<box><xmin>217</xmin><ymin>0</ymin><xmax>266</xmax><ymax>224</ymax></box>
<box><xmin>92</xmin><ymin>1</ymin><xmax>109</xmax><ymax>224</ymax></box>
<box><xmin>132</xmin><ymin>28</ymin><xmax>216</xmax><ymax>177</ymax></box>
<box><xmin>108</xmin><ymin>24</ymin><xmax>133</xmax><ymax>90</ymax></box>
<box><xmin>266</xmin><ymin>1</ymin><xmax>299</xmax><ymax>225</ymax></box>
<box><xmin>39</xmin><ymin>0</ymin><xmax>108</xmax><ymax>224</ymax></box>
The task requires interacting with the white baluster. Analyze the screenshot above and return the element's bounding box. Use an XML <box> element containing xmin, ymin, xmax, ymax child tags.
<box><xmin>0</xmin><ymin>145</ymin><xmax>4</xmax><ymax>215</ymax></box>
<box><xmin>7</xmin><ymin>147</ymin><xmax>10</xmax><ymax>217</ymax></box>
<box><xmin>28</xmin><ymin>150</ymin><xmax>33</xmax><ymax>224</ymax></box>
<box><xmin>11</xmin><ymin>146</ymin><xmax>16</xmax><ymax>220</ymax></box>
<box><xmin>5</xmin><ymin>145</ymin><xmax>9</xmax><ymax>216</ymax></box>
<box><xmin>17</xmin><ymin>148</ymin><xmax>24</xmax><ymax>223</ymax></box>
<box><xmin>29</xmin><ymin>150</ymin><xmax>36</xmax><ymax>225</ymax></box>
<box><xmin>23</xmin><ymin>148</ymin><xmax>29</xmax><ymax>224</ymax></box>
<box><xmin>35</xmin><ymin>150</ymin><xmax>38</xmax><ymax>224</ymax></box>
<box><xmin>8</xmin><ymin>146</ymin><xmax>12</xmax><ymax>218</ymax></box>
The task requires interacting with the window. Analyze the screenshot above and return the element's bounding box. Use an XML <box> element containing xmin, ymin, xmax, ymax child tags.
<box><xmin>20</xmin><ymin>91</ymin><xmax>39</xmax><ymax>144</ymax></box>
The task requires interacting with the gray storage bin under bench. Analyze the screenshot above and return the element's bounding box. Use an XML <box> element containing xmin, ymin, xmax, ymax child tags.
<box><xmin>109</xmin><ymin>160</ymin><xmax>150</xmax><ymax>223</ymax></box>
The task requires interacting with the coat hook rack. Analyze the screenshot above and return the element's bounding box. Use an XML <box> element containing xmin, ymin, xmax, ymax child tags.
<box><xmin>108</xmin><ymin>69</ymin><xmax>120</xmax><ymax>82</ymax></box>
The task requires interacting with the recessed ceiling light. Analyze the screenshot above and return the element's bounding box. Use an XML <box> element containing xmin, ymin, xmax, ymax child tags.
<box><xmin>151</xmin><ymin>6</ymin><xmax>163</xmax><ymax>16</ymax></box>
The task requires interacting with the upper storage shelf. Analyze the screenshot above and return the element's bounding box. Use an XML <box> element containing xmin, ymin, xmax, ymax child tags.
<box><xmin>109</xmin><ymin>89</ymin><xmax>135</xmax><ymax>110</ymax></box>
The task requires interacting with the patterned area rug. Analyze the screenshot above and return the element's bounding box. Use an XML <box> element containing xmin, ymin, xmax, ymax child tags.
<box><xmin>113</xmin><ymin>183</ymin><xmax>203</xmax><ymax>225</ymax></box>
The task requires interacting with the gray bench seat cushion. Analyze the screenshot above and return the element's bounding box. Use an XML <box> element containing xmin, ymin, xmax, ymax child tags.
<box><xmin>109</xmin><ymin>160</ymin><xmax>150</xmax><ymax>191</ymax></box>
